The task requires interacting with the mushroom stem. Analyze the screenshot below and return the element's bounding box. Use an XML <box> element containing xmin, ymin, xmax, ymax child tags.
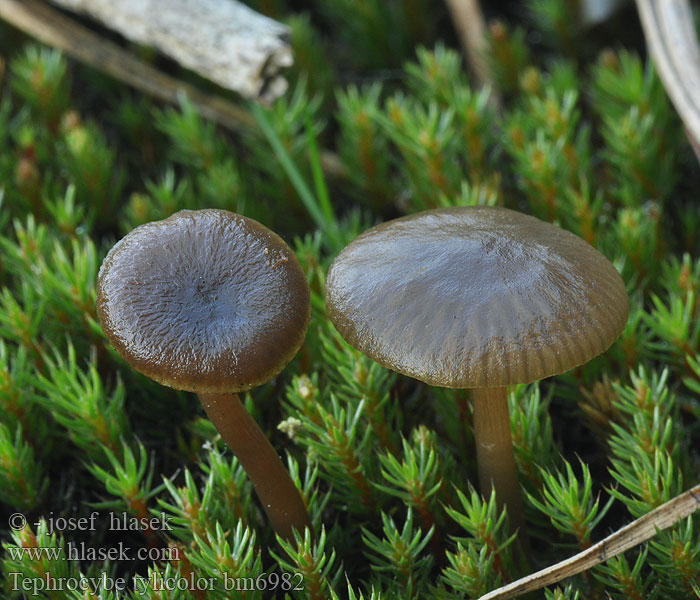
<box><xmin>199</xmin><ymin>393</ymin><xmax>312</xmax><ymax>542</ymax></box>
<box><xmin>472</xmin><ymin>387</ymin><xmax>524</xmax><ymax>534</ymax></box>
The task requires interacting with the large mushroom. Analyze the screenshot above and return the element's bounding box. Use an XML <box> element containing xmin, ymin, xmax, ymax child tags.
<box><xmin>97</xmin><ymin>208</ymin><xmax>312</xmax><ymax>541</ymax></box>
<box><xmin>325</xmin><ymin>206</ymin><xmax>628</xmax><ymax>531</ymax></box>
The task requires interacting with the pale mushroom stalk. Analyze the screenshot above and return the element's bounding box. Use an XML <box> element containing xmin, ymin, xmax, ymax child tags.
<box><xmin>472</xmin><ymin>387</ymin><xmax>524</xmax><ymax>534</ymax></box>
<box><xmin>325</xmin><ymin>206</ymin><xmax>629</xmax><ymax>538</ymax></box>
<box><xmin>200</xmin><ymin>393</ymin><xmax>312</xmax><ymax>541</ymax></box>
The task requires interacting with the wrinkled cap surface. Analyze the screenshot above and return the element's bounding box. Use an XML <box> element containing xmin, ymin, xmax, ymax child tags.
<box><xmin>326</xmin><ymin>206</ymin><xmax>629</xmax><ymax>388</ymax></box>
<box><xmin>97</xmin><ymin>209</ymin><xmax>310</xmax><ymax>393</ymax></box>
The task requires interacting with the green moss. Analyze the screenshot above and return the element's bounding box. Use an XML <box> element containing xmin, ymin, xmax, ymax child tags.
<box><xmin>0</xmin><ymin>1</ymin><xmax>699</xmax><ymax>598</ymax></box>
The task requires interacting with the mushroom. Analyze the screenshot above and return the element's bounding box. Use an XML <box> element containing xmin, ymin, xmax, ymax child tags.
<box><xmin>97</xmin><ymin>208</ymin><xmax>312</xmax><ymax>541</ymax></box>
<box><xmin>325</xmin><ymin>206</ymin><xmax>628</xmax><ymax>531</ymax></box>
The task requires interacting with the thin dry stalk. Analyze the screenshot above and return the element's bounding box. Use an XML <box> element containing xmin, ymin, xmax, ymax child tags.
<box><xmin>479</xmin><ymin>483</ymin><xmax>700</xmax><ymax>600</ymax></box>
<box><xmin>443</xmin><ymin>0</ymin><xmax>494</xmax><ymax>90</ymax></box>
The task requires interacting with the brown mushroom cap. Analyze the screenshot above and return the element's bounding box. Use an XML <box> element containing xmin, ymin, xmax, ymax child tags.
<box><xmin>97</xmin><ymin>209</ymin><xmax>310</xmax><ymax>393</ymax></box>
<box><xmin>326</xmin><ymin>206</ymin><xmax>629</xmax><ymax>388</ymax></box>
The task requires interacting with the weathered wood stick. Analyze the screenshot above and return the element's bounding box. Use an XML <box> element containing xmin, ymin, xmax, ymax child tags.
<box><xmin>49</xmin><ymin>0</ymin><xmax>292</xmax><ymax>101</ymax></box>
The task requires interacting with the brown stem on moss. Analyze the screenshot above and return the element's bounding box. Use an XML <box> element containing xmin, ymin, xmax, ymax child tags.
<box><xmin>472</xmin><ymin>387</ymin><xmax>524</xmax><ymax>535</ymax></box>
<box><xmin>199</xmin><ymin>393</ymin><xmax>312</xmax><ymax>542</ymax></box>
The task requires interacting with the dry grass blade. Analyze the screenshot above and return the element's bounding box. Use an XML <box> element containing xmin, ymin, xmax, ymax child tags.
<box><xmin>478</xmin><ymin>483</ymin><xmax>700</xmax><ymax>600</ymax></box>
<box><xmin>636</xmin><ymin>0</ymin><xmax>700</xmax><ymax>152</ymax></box>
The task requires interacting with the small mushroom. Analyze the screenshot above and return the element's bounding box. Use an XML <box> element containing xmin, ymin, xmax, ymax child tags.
<box><xmin>97</xmin><ymin>209</ymin><xmax>312</xmax><ymax>541</ymax></box>
<box><xmin>325</xmin><ymin>206</ymin><xmax>628</xmax><ymax>531</ymax></box>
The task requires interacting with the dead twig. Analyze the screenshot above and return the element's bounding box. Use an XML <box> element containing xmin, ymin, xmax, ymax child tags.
<box><xmin>479</xmin><ymin>483</ymin><xmax>700</xmax><ymax>600</ymax></box>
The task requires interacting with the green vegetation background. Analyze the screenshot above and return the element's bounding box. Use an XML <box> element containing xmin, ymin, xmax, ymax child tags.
<box><xmin>0</xmin><ymin>0</ymin><xmax>699</xmax><ymax>598</ymax></box>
